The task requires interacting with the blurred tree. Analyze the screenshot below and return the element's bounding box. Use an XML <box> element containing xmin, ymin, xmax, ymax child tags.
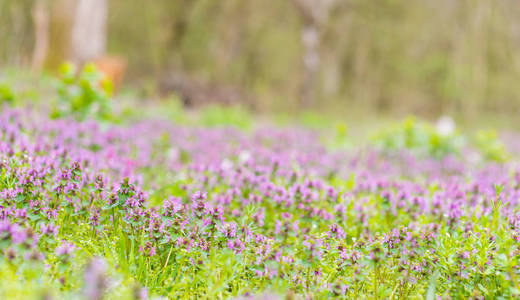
<box><xmin>31</xmin><ymin>0</ymin><xmax>49</xmax><ymax>71</ymax></box>
<box><xmin>3</xmin><ymin>0</ymin><xmax>520</xmax><ymax>117</ymax></box>
<box><xmin>70</xmin><ymin>0</ymin><xmax>107</xmax><ymax>65</ymax></box>
<box><xmin>0</xmin><ymin>0</ymin><xmax>34</xmax><ymax>66</ymax></box>
<box><xmin>45</xmin><ymin>0</ymin><xmax>74</xmax><ymax>69</ymax></box>
<box><xmin>292</xmin><ymin>0</ymin><xmax>337</xmax><ymax>107</ymax></box>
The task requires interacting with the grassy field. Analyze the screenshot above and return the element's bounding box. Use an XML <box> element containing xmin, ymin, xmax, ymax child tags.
<box><xmin>0</xmin><ymin>67</ymin><xmax>519</xmax><ymax>299</ymax></box>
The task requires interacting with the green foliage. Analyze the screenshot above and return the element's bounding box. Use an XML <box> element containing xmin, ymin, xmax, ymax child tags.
<box><xmin>299</xmin><ymin>111</ymin><xmax>333</xmax><ymax>130</ymax></box>
<box><xmin>0</xmin><ymin>104</ymin><xmax>519</xmax><ymax>298</ymax></box>
<box><xmin>0</xmin><ymin>257</ymin><xmax>142</xmax><ymax>300</ymax></box>
<box><xmin>330</xmin><ymin>122</ymin><xmax>350</xmax><ymax>149</ymax></box>
<box><xmin>474</xmin><ymin>130</ymin><xmax>510</xmax><ymax>163</ymax></box>
<box><xmin>51</xmin><ymin>63</ymin><xmax>114</xmax><ymax>122</ymax></box>
<box><xmin>0</xmin><ymin>260</ymin><xmax>50</xmax><ymax>299</ymax></box>
<box><xmin>0</xmin><ymin>83</ymin><xmax>15</xmax><ymax>104</ymax></box>
<box><xmin>372</xmin><ymin>117</ymin><xmax>513</xmax><ymax>163</ymax></box>
<box><xmin>372</xmin><ymin>117</ymin><xmax>464</xmax><ymax>158</ymax></box>
<box><xmin>198</xmin><ymin>104</ymin><xmax>252</xmax><ymax>129</ymax></box>
<box><xmin>161</xmin><ymin>95</ymin><xmax>188</xmax><ymax>124</ymax></box>
<box><xmin>372</xmin><ymin>117</ymin><xmax>511</xmax><ymax>162</ymax></box>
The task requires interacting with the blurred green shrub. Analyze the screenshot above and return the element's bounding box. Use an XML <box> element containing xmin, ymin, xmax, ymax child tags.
<box><xmin>372</xmin><ymin>117</ymin><xmax>510</xmax><ymax>162</ymax></box>
<box><xmin>198</xmin><ymin>104</ymin><xmax>251</xmax><ymax>129</ymax></box>
<box><xmin>473</xmin><ymin>130</ymin><xmax>509</xmax><ymax>163</ymax></box>
<box><xmin>163</xmin><ymin>94</ymin><xmax>187</xmax><ymax>124</ymax></box>
<box><xmin>371</xmin><ymin>117</ymin><xmax>464</xmax><ymax>158</ymax></box>
<box><xmin>51</xmin><ymin>63</ymin><xmax>114</xmax><ymax>121</ymax></box>
<box><xmin>299</xmin><ymin>111</ymin><xmax>333</xmax><ymax>129</ymax></box>
<box><xmin>0</xmin><ymin>84</ymin><xmax>15</xmax><ymax>104</ymax></box>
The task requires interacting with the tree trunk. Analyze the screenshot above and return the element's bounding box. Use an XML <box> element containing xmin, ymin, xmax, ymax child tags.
<box><xmin>300</xmin><ymin>24</ymin><xmax>320</xmax><ymax>107</ymax></box>
<box><xmin>70</xmin><ymin>0</ymin><xmax>107</xmax><ymax>65</ymax></box>
<box><xmin>292</xmin><ymin>0</ymin><xmax>336</xmax><ymax>107</ymax></box>
<box><xmin>31</xmin><ymin>0</ymin><xmax>49</xmax><ymax>71</ymax></box>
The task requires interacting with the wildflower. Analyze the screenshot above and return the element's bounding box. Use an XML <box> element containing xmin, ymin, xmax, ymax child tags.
<box><xmin>55</xmin><ymin>241</ymin><xmax>75</xmax><ymax>256</ymax></box>
<box><xmin>83</xmin><ymin>257</ymin><xmax>107</xmax><ymax>300</ymax></box>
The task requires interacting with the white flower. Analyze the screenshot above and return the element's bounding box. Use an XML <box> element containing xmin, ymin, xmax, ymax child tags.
<box><xmin>238</xmin><ymin>151</ymin><xmax>251</xmax><ymax>163</ymax></box>
<box><xmin>221</xmin><ymin>158</ymin><xmax>233</xmax><ymax>170</ymax></box>
<box><xmin>436</xmin><ymin>115</ymin><xmax>455</xmax><ymax>136</ymax></box>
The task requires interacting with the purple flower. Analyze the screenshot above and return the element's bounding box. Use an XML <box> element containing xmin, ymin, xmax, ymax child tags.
<box><xmin>56</xmin><ymin>241</ymin><xmax>75</xmax><ymax>256</ymax></box>
<box><xmin>83</xmin><ymin>257</ymin><xmax>107</xmax><ymax>300</ymax></box>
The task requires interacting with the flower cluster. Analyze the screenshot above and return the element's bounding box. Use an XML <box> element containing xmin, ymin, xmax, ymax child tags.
<box><xmin>0</xmin><ymin>107</ymin><xmax>519</xmax><ymax>298</ymax></box>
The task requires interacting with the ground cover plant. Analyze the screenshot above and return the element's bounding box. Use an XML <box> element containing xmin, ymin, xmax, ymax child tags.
<box><xmin>0</xmin><ymin>74</ymin><xmax>520</xmax><ymax>299</ymax></box>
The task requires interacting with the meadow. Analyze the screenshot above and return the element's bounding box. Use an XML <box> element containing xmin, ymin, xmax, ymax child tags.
<box><xmin>0</xmin><ymin>66</ymin><xmax>519</xmax><ymax>299</ymax></box>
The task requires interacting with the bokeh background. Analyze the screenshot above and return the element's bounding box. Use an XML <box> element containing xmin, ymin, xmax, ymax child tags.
<box><xmin>2</xmin><ymin>0</ymin><xmax>520</xmax><ymax>122</ymax></box>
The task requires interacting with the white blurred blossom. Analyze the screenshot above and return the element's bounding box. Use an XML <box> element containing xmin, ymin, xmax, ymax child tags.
<box><xmin>436</xmin><ymin>115</ymin><xmax>455</xmax><ymax>136</ymax></box>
